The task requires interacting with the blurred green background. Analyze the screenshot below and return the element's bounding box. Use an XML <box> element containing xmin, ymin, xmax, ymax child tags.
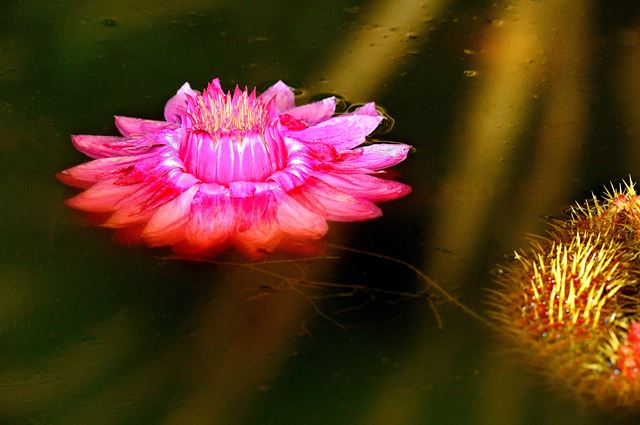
<box><xmin>2</xmin><ymin>0</ymin><xmax>640</xmax><ymax>423</ymax></box>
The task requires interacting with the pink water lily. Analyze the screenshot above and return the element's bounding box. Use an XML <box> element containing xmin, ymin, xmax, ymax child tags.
<box><xmin>58</xmin><ymin>78</ymin><xmax>411</xmax><ymax>258</ymax></box>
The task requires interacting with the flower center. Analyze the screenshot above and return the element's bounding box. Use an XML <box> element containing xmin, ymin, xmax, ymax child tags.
<box><xmin>178</xmin><ymin>82</ymin><xmax>288</xmax><ymax>185</ymax></box>
<box><xmin>185</xmin><ymin>85</ymin><xmax>269</xmax><ymax>134</ymax></box>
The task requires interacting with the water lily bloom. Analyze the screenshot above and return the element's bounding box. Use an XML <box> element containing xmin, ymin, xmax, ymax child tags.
<box><xmin>57</xmin><ymin>78</ymin><xmax>411</xmax><ymax>258</ymax></box>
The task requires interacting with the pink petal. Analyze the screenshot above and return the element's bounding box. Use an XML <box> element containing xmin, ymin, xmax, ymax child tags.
<box><xmin>287</xmin><ymin>113</ymin><xmax>382</xmax><ymax>152</ymax></box>
<box><xmin>335</xmin><ymin>143</ymin><xmax>411</xmax><ymax>171</ymax></box>
<box><xmin>233</xmin><ymin>193</ymin><xmax>278</xmax><ymax>232</ymax></box>
<box><xmin>71</xmin><ymin>134</ymin><xmax>156</xmax><ymax>159</ymax></box>
<box><xmin>298</xmin><ymin>177</ymin><xmax>382</xmax><ymax>221</ymax></box>
<box><xmin>183</xmin><ymin>184</ymin><xmax>235</xmax><ymax>252</ymax></box>
<box><xmin>232</xmin><ymin>223</ymin><xmax>283</xmax><ymax>259</ymax></box>
<box><xmin>142</xmin><ymin>185</ymin><xmax>200</xmax><ymax>246</ymax></box>
<box><xmin>115</xmin><ymin>116</ymin><xmax>173</xmax><ymax>137</ymax></box>
<box><xmin>57</xmin><ymin>156</ymin><xmax>142</xmax><ymax>189</ymax></box>
<box><xmin>58</xmin><ymin>147</ymin><xmax>181</xmax><ymax>189</ymax></box>
<box><xmin>285</xmin><ymin>97</ymin><xmax>336</xmax><ymax>126</ymax></box>
<box><xmin>164</xmin><ymin>82</ymin><xmax>200</xmax><ymax>123</ymax></box>
<box><xmin>112</xmin><ymin>148</ymin><xmax>185</xmax><ymax>186</ymax></box>
<box><xmin>65</xmin><ymin>180</ymin><xmax>145</xmax><ymax>213</ymax></box>
<box><xmin>279</xmin><ymin>114</ymin><xmax>308</xmax><ymax>131</ymax></box>
<box><xmin>276</xmin><ymin>192</ymin><xmax>328</xmax><ymax>239</ymax></box>
<box><xmin>314</xmin><ymin>172</ymin><xmax>411</xmax><ymax>202</ymax></box>
<box><xmin>103</xmin><ymin>172</ymin><xmax>197</xmax><ymax>228</ymax></box>
<box><xmin>303</xmin><ymin>141</ymin><xmax>340</xmax><ymax>162</ymax></box>
<box><xmin>345</xmin><ymin>102</ymin><xmax>379</xmax><ymax>117</ymax></box>
<box><xmin>259</xmin><ymin>81</ymin><xmax>295</xmax><ymax>113</ymax></box>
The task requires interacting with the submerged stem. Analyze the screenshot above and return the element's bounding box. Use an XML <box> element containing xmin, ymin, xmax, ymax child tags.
<box><xmin>327</xmin><ymin>243</ymin><xmax>497</xmax><ymax>330</ymax></box>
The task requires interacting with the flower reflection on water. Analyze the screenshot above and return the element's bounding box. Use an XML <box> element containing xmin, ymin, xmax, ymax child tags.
<box><xmin>58</xmin><ymin>78</ymin><xmax>411</xmax><ymax>259</ymax></box>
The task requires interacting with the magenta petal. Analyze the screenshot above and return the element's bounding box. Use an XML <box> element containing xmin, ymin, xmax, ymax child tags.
<box><xmin>345</xmin><ymin>102</ymin><xmax>379</xmax><ymax>117</ymax></box>
<box><xmin>58</xmin><ymin>146</ymin><xmax>183</xmax><ymax>189</ymax></box>
<box><xmin>314</xmin><ymin>172</ymin><xmax>412</xmax><ymax>202</ymax></box>
<box><xmin>164</xmin><ymin>82</ymin><xmax>200</xmax><ymax>123</ymax></box>
<box><xmin>104</xmin><ymin>172</ymin><xmax>197</xmax><ymax>228</ymax></box>
<box><xmin>276</xmin><ymin>193</ymin><xmax>328</xmax><ymax>238</ymax></box>
<box><xmin>333</xmin><ymin>143</ymin><xmax>411</xmax><ymax>171</ymax></box>
<box><xmin>57</xmin><ymin>156</ymin><xmax>144</xmax><ymax>189</ymax></box>
<box><xmin>232</xmin><ymin>223</ymin><xmax>283</xmax><ymax>259</ymax></box>
<box><xmin>65</xmin><ymin>180</ymin><xmax>145</xmax><ymax>213</ymax></box>
<box><xmin>142</xmin><ymin>185</ymin><xmax>199</xmax><ymax>246</ymax></box>
<box><xmin>72</xmin><ymin>135</ymin><xmax>126</xmax><ymax>159</ymax></box>
<box><xmin>115</xmin><ymin>116</ymin><xmax>172</xmax><ymax>137</ymax></box>
<box><xmin>287</xmin><ymin>113</ymin><xmax>383</xmax><ymax>152</ymax></box>
<box><xmin>301</xmin><ymin>177</ymin><xmax>382</xmax><ymax>221</ymax></box>
<box><xmin>259</xmin><ymin>81</ymin><xmax>295</xmax><ymax>113</ymax></box>
<box><xmin>184</xmin><ymin>185</ymin><xmax>234</xmax><ymax>251</ymax></box>
<box><xmin>233</xmin><ymin>194</ymin><xmax>278</xmax><ymax>231</ymax></box>
<box><xmin>71</xmin><ymin>135</ymin><xmax>157</xmax><ymax>159</ymax></box>
<box><xmin>285</xmin><ymin>97</ymin><xmax>336</xmax><ymax>126</ymax></box>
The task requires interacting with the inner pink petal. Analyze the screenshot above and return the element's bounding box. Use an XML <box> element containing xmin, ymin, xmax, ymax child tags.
<box><xmin>285</xmin><ymin>97</ymin><xmax>336</xmax><ymax>126</ymax></box>
<box><xmin>287</xmin><ymin>114</ymin><xmax>383</xmax><ymax>152</ymax></box>
<box><xmin>164</xmin><ymin>82</ymin><xmax>200</xmax><ymax>123</ymax></box>
<box><xmin>334</xmin><ymin>143</ymin><xmax>411</xmax><ymax>171</ymax></box>
<box><xmin>258</xmin><ymin>81</ymin><xmax>296</xmax><ymax>113</ymax></box>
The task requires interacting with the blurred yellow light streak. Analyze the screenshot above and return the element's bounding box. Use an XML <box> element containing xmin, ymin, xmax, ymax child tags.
<box><xmin>360</xmin><ymin>0</ymin><xmax>592</xmax><ymax>423</ymax></box>
<box><xmin>615</xmin><ymin>26</ymin><xmax>640</xmax><ymax>169</ymax></box>
<box><xmin>502</xmin><ymin>0</ymin><xmax>591</xmax><ymax>249</ymax></box>
<box><xmin>308</xmin><ymin>0</ymin><xmax>453</xmax><ymax>100</ymax></box>
<box><xmin>425</xmin><ymin>2</ymin><xmax>548</xmax><ymax>288</ymax></box>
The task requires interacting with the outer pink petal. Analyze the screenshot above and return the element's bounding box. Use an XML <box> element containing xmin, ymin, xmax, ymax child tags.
<box><xmin>287</xmin><ymin>113</ymin><xmax>382</xmax><ymax>152</ymax></box>
<box><xmin>183</xmin><ymin>184</ymin><xmax>235</xmax><ymax>252</ymax></box>
<box><xmin>299</xmin><ymin>177</ymin><xmax>382</xmax><ymax>221</ymax></box>
<box><xmin>334</xmin><ymin>143</ymin><xmax>411</xmax><ymax>171</ymax></box>
<box><xmin>259</xmin><ymin>81</ymin><xmax>295</xmax><ymax>113</ymax></box>
<box><xmin>65</xmin><ymin>180</ymin><xmax>145</xmax><ymax>213</ymax></box>
<box><xmin>313</xmin><ymin>172</ymin><xmax>411</xmax><ymax>202</ymax></box>
<box><xmin>276</xmin><ymin>192</ymin><xmax>328</xmax><ymax>239</ymax></box>
<box><xmin>57</xmin><ymin>155</ymin><xmax>144</xmax><ymax>189</ymax></box>
<box><xmin>232</xmin><ymin>223</ymin><xmax>283</xmax><ymax>259</ymax></box>
<box><xmin>232</xmin><ymin>193</ymin><xmax>278</xmax><ymax>231</ymax></box>
<box><xmin>70</xmin><ymin>135</ymin><xmax>156</xmax><ymax>159</ymax></box>
<box><xmin>163</xmin><ymin>82</ymin><xmax>200</xmax><ymax>123</ymax></box>
<box><xmin>112</xmin><ymin>148</ymin><xmax>185</xmax><ymax>186</ymax></box>
<box><xmin>115</xmin><ymin>116</ymin><xmax>173</xmax><ymax>137</ymax></box>
<box><xmin>285</xmin><ymin>97</ymin><xmax>336</xmax><ymax>126</ymax></box>
<box><xmin>104</xmin><ymin>172</ymin><xmax>198</xmax><ymax>228</ymax></box>
<box><xmin>58</xmin><ymin>147</ymin><xmax>181</xmax><ymax>189</ymax></box>
<box><xmin>142</xmin><ymin>185</ymin><xmax>200</xmax><ymax>246</ymax></box>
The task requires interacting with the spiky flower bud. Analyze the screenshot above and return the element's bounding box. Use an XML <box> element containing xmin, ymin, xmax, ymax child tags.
<box><xmin>491</xmin><ymin>181</ymin><xmax>640</xmax><ymax>407</ymax></box>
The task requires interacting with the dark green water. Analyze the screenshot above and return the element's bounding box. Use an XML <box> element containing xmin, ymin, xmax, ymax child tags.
<box><xmin>2</xmin><ymin>0</ymin><xmax>640</xmax><ymax>423</ymax></box>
